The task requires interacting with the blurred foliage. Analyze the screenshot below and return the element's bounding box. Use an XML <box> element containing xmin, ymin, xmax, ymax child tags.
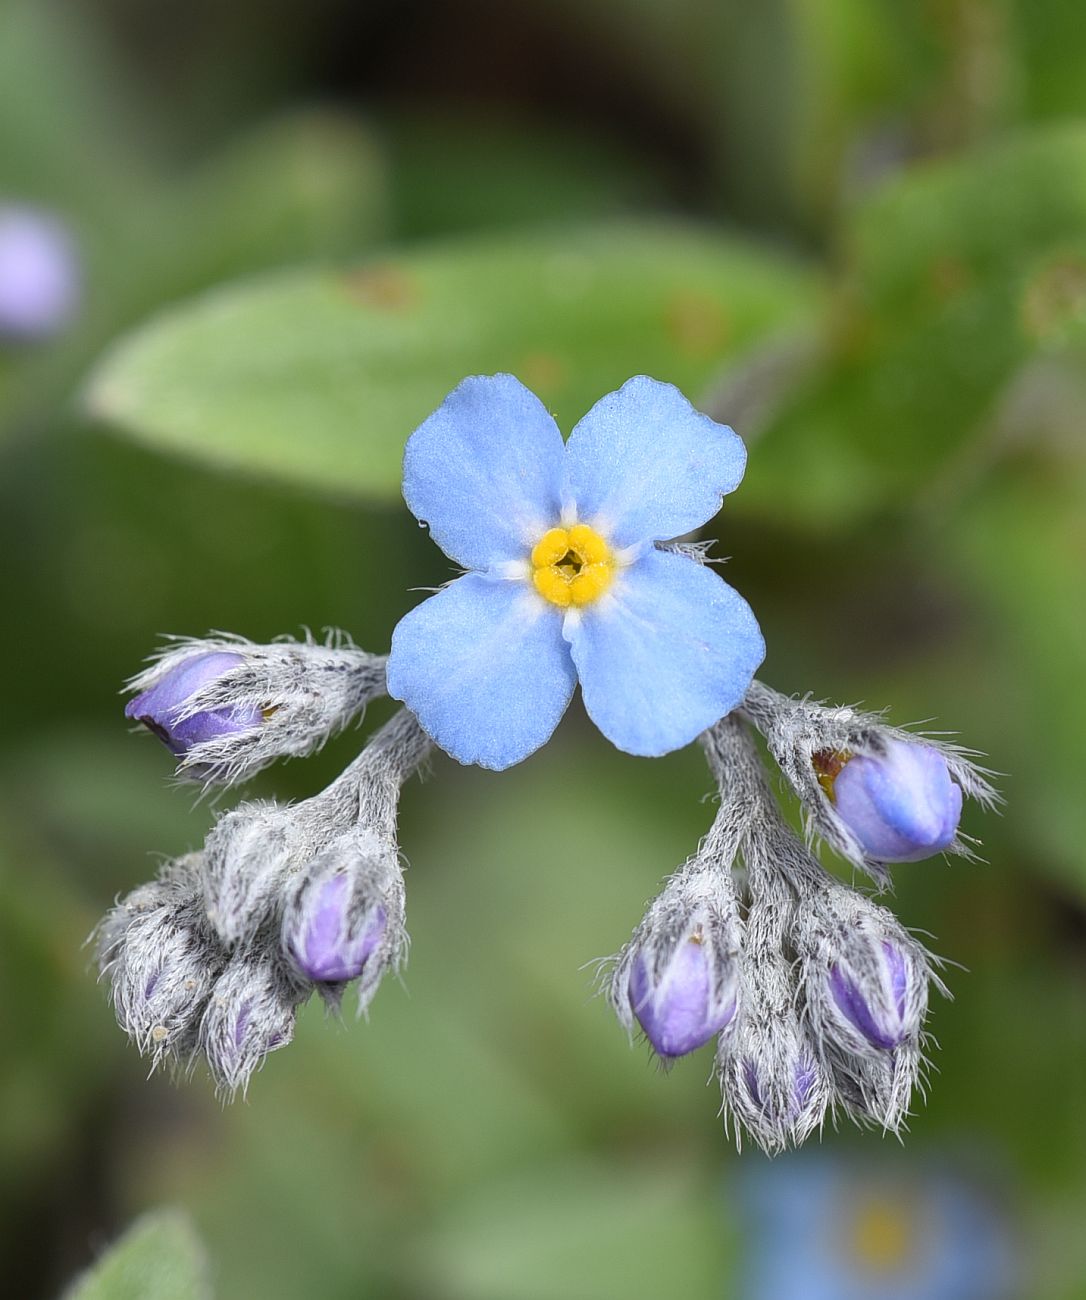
<box><xmin>2</xmin><ymin>0</ymin><xmax>1086</xmax><ymax>1297</ymax></box>
<box><xmin>85</xmin><ymin>223</ymin><xmax>817</xmax><ymax>499</ymax></box>
<box><xmin>63</xmin><ymin>1210</ymin><xmax>210</xmax><ymax>1300</ymax></box>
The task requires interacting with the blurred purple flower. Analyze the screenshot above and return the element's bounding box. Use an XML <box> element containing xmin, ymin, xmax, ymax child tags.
<box><xmin>0</xmin><ymin>205</ymin><xmax>80</xmax><ymax>341</ymax></box>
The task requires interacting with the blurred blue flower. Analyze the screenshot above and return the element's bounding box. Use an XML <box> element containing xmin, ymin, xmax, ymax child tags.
<box><xmin>387</xmin><ymin>373</ymin><xmax>764</xmax><ymax>769</ymax></box>
<box><xmin>832</xmin><ymin>741</ymin><xmax>962</xmax><ymax>862</ymax></box>
<box><xmin>737</xmin><ymin>1150</ymin><xmax>1018</xmax><ymax>1300</ymax></box>
<box><xmin>0</xmin><ymin>205</ymin><xmax>80</xmax><ymax>341</ymax></box>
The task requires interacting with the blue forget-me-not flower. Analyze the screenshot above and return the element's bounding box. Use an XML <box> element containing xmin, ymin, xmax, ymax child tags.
<box><xmin>385</xmin><ymin>373</ymin><xmax>766</xmax><ymax>769</ymax></box>
<box><xmin>737</xmin><ymin>1149</ymin><xmax>1018</xmax><ymax>1300</ymax></box>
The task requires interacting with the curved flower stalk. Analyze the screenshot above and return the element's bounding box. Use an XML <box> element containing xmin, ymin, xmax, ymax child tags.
<box><xmin>98</xmin><ymin>371</ymin><xmax>996</xmax><ymax>1135</ymax></box>
<box><xmin>97</xmin><ymin>708</ymin><xmax>429</xmax><ymax>1095</ymax></box>
<box><xmin>700</xmin><ymin>714</ymin><xmax>958</xmax><ymax>1147</ymax></box>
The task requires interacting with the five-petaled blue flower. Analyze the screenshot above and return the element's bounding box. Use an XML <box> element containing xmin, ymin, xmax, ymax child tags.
<box><xmin>386</xmin><ymin>374</ymin><xmax>765</xmax><ymax>770</ymax></box>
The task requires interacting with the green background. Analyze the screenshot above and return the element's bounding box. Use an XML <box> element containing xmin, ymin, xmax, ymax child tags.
<box><xmin>2</xmin><ymin>0</ymin><xmax>1084</xmax><ymax>1295</ymax></box>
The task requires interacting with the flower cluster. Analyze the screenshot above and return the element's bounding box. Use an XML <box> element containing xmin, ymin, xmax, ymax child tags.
<box><xmin>102</xmin><ymin>663</ymin><xmax>427</xmax><ymax>1094</ymax></box>
<box><xmin>607</xmin><ymin>701</ymin><xmax>993</xmax><ymax>1151</ymax></box>
<box><xmin>100</xmin><ymin>373</ymin><xmax>995</xmax><ymax>1138</ymax></box>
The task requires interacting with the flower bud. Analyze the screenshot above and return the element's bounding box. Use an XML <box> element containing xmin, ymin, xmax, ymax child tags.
<box><xmin>828</xmin><ymin>940</ymin><xmax>915</xmax><ymax>1052</ymax></box>
<box><xmin>125</xmin><ymin>651</ymin><xmax>262</xmax><ymax>759</ymax></box>
<box><xmin>96</xmin><ymin>856</ymin><xmax>225</xmax><ymax>1066</ymax></box>
<box><xmin>199</xmin><ymin>950</ymin><xmax>305</xmax><ymax>1095</ymax></box>
<box><xmin>609</xmin><ymin>860</ymin><xmax>743</xmax><ymax>1063</ymax></box>
<box><xmin>0</xmin><ymin>206</ymin><xmax>80</xmax><ymax>341</ymax></box>
<box><xmin>793</xmin><ymin>886</ymin><xmax>938</xmax><ymax>1131</ymax></box>
<box><xmin>722</xmin><ymin>1034</ymin><xmax>829</xmax><ymax>1154</ymax></box>
<box><xmin>285</xmin><ymin>873</ymin><xmax>386</xmax><ymax>983</ymax></box>
<box><xmin>627</xmin><ymin>930</ymin><xmax>738</xmax><ymax>1058</ymax></box>
<box><xmin>824</xmin><ymin>740</ymin><xmax>962</xmax><ymax>862</ymax></box>
<box><xmin>202</xmin><ymin>801</ymin><xmax>296</xmax><ymax>948</ymax></box>
<box><xmin>281</xmin><ymin>829</ymin><xmax>405</xmax><ymax>1008</ymax></box>
<box><xmin>798</xmin><ymin>887</ymin><xmax>931</xmax><ymax>1060</ymax></box>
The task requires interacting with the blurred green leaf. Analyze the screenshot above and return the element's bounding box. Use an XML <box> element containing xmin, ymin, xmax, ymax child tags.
<box><xmin>387</xmin><ymin>111</ymin><xmax>666</xmax><ymax>238</ymax></box>
<box><xmin>0</xmin><ymin>0</ymin><xmax>150</xmax><ymax>216</ymax></box>
<box><xmin>140</xmin><ymin>111</ymin><xmax>390</xmax><ymax>307</ymax></box>
<box><xmin>84</xmin><ymin>221</ymin><xmax>819</xmax><ymax>500</ymax></box>
<box><xmin>64</xmin><ymin>1209</ymin><xmax>211</xmax><ymax>1300</ymax></box>
<box><xmin>942</xmin><ymin>435</ymin><xmax>1086</xmax><ymax>892</ymax></box>
<box><xmin>407</xmin><ymin>1160</ymin><xmax>724</xmax><ymax>1300</ymax></box>
<box><xmin>738</xmin><ymin>123</ymin><xmax>1086</xmax><ymax>526</ymax></box>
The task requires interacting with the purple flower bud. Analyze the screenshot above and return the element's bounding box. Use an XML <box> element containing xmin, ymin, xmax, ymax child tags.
<box><xmin>125</xmin><ymin>651</ymin><xmax>262</xmax><ymax>758</ymax></box>
<box><xmin>722</xmin><ymin>1032</ymin><xmax>829</xmax><ymax>1153</ymax></box>
<box><xmin>628</xmin><ymin>932</ymin><xmax>738</xmax><ymax>1059</ymax></box>
<box><xmin>285</xmin><ymin>871</ymin><xmax>387</xmax><ymax>983</ymax></box>
<box><xmin>743</xmin><ymin>1052</ymin><xmax>820</xmax><ymax>1122</ymax></box>
<box><xmin>829</xmin><ymin>740</ymin><xmax>962</xmax><ymax>862</ymax></box>
<box><xmin>96</xmin><ymin>857</ymin><xmax>226</xmax><ymax>1065</ymax></box>
<box><xmin>0</xmin><ymin>206</ymin><xmax>80</xmax><ymax>341</ymax></box>
<box><xmin>829</xmin><ymin>940</ymin><xmax>917</xmax><ymax>1052</ymax></box>
<box><xmin>199</xmin><ymin>952</ymin><xmax>303</xmax><ymax>1094</ymax></box>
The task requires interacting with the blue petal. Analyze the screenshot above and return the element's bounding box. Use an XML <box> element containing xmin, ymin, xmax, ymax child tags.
<box><xmin>566</xmin><ymin>549</ymin><xmax>764</xmax><ymax>756</ymax></box>
<box><xmin>387</xmin><ymin>574</ymin><xmax>576</xmax><ymax>769</ymax></box>
<box><xmin>403</xmin><ymin>374</ymin><xmax>566</xmax><ymax>570</ymax></box>
<box><xmin>563</xmin><ymin>376</ymin><xmax>748</xmax><ymax>548</ymax></box>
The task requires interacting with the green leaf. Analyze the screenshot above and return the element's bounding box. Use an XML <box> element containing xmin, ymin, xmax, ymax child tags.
<box><xmin>737</xmin><ymin>124</ymin><xmax>1086</xmax><ymax>527</ymax></box>
<box><xmin>84</xmin><ymin>221</ymin><xmax>819</xmax><ymax>500</ymax></box>
<box><xmin>135</xmin><ymin>111</ymin><xmax>389</xmax><ymax>308</ymax></box>
<box><xmin>0</xmin><ymin>0</ymin><xmax>149</xmax><ymax>216</ymax></box>
<box><xmin>64</xmin><ymin>1209</ymin><xmax>212</xmax><ymax>1300</ymax></box>
<box><xmin>943</xmin><ymin>435</ymin><xmax>1086</xmax><ymax>894</ymax></box>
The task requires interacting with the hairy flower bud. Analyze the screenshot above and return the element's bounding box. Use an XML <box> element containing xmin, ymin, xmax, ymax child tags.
<box><xmin>740</xmin><ymin>682</ymin><xmax>995</xmax><ymax>883</ymax></box>
<box><xmin>199</xmin><ymin>949</ymin><xmax>306</xmax><ymax>1094</ymax></box>
<box><xmin>96</xmin><ymin>856</ymin><xmax>225</xmax><ymax>1067</ymax></box>
<box><xmin>609</xmin><ymin>863</ymin><xmax>742</xmax><ymax>1062</ymax></box>
<box><xmin>202</xmin><ymin>801</ymin><xmax>298</xmax><ymax>947</ymax></box>
<box><xmin>125</xmin><ymin>651</ymin><xmax>262</xmax><ymax>759</ymax></box>
<box><xmin>281</xmin><ymin>829</ymin><xmax>405</xmax><ymax>1010</ymax></box>
<box><xmin>829</xmin><ymin>941</ymin><xmax>913</xmax><ymax>1052</ymax></box>
<box><xmin>802</xmin><ymin>892</ymin><xmax>932</xmax><ymax>1060</ymax></box>
<box><xmin>828</xmin><ymin>740</ymin><xmax>963</xmax><ymax>863</ymax></box>
<box><xmin>0</xmin><ymin>205</ymin><xmax>80</xmax><ymax>340</ymax></box>
<box><xmin>720</xmin><ymin>1018</ymin><xmax>829</xmax><ymax>1154</ymax></box>
<box><xmin>627</xmin><ymin>929</ymin><xmax>738</xmax><ymax>1058</ymax></box>
<box><xmin>715</xmin><ymin>886</ymin><xmax>829</xmax><ymax>1153</ymax></box>
<box><xmin>796</xmin><ymin>886</ymin><xmax>939</xmax><ymax>1132</ymax></box>
<box><xmin>125</xmin><ymin>634</ymin><xmax>388</xmax><ymax>785</ymax></box>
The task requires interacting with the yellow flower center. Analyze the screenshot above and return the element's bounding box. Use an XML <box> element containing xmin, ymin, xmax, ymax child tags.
<box><xmin>845</xmin><ymin>1196</ymin><xmax>914</xmax><ymax>1275</ymax></box>
<box><xmin>530</xmin><ymin>524</ymin><xmax>614</xmax><ymax>608</ymax></box>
